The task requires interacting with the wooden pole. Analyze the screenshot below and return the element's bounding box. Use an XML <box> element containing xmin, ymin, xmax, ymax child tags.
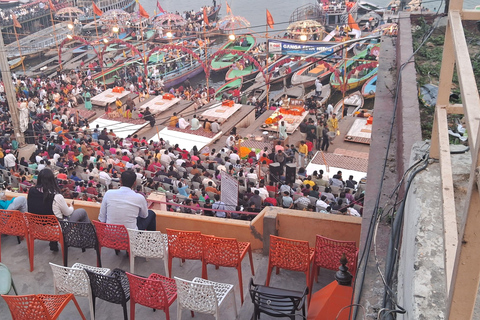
<box><xmin>49</xmin><ymin>5</ymin><xmax>60</xmax><ymax>69</ymax></box>
<box><xmin>93</xmin><ymin>10</ymin><xmax>99</xmax><ymax>38</ymax></box>
<box><xmin>13</xmin><ymin>24</ymin><xmax>25</xmax><ymax>74</ymax></box>
<box><xmin>341</xmin><ymin>42</ymin><xmax>346</xmax><ymax>119</ymax></box>
<box><xmin>204</xmin><ymin>25</ymin><xmax>210</xmax><ymax>102</ymax></box>
<box><xmin>265</xmin><ymin>23</ymin><xmax>270</xmax><ymax>108</ymax></box>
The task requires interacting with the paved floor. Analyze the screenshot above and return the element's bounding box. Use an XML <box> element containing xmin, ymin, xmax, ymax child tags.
<box><xmin>0</xmin><ymin>233</ymin><xmax>337</xmax><ymax>319</ymax></box>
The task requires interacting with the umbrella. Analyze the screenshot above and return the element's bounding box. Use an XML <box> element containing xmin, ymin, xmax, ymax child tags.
<box><xmin>287</xmin><ymin>19</ymin><xmax>324</xmax><ymax>35</ymax></box>
<box><xmin>307</xmin><ymin>281</ymin><xmax>354</xmax><ymax>320</ymax></box>
<box><xmin>217</xmin><ymin>14</ymin><xmax>250</xmax><ymax>31</ymax></box>
<box><xmin>55</xmin><ymin>6</ymin><xmax>85</xmax><ymax>19</ymax></box>
<box><xmin>153</xmin><ymin>13</ymin><xmax>186</xmax><ymax>26</ymax></box>
<box><xmin>100</xmin><ymin>9</ymin><xmax>131</xmax><ymax>27</ymax></box>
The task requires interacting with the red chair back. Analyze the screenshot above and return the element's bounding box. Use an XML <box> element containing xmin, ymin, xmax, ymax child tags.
<box><xmin>126</xmin><ymin>272</ymin><xmax>170</xmax><ymax>309</ymax></box>
<box><xmin>202</xmin><ymin>235</ymin><xmax>240</xmax><ymax>268</ymax></box>
<box><xmin>314</xmin><ymin>235</ymin><xmax>358</xmax><ymax>276</ymax></box>
<box><xmin>269</xmin><ymin>235</ymin><xmax>311</xmax><ymax>272</ymax></box>
<box><xmin>92</xmin><ymin>220</ymin><xmax>129</xmax><ymax>251</ymax></box>
<box><xmin>0</xmin><ymin>210</ymin><xmax>29</xmax><ymax>262</ymax></box>
<box><xmin>166</xmin><ymin>228</ymin><xmax>203</xmax><ymax>261</ymax></box>
<box><xmin>24</xmin><ymin>213</ymin><xmax>62</xmax><ymax>242</ymax></box>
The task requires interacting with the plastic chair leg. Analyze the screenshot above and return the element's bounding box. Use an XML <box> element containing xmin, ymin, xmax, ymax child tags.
<box><xmin>248</xmin><ymin>247</ymin><xmax>255</xmax><ymax>275</ymax></box>
<box><xmin>176</xmin><ymin>301</ymin><xmax>182</xmax><ymax>320</ymax></box>
<box><xmin>122</xmin><ymin>302</ymin><xmax>128</xmax><ymax>320</ymax></box>
<box><xmin>71</xmin><ymin>295</ymin><xmax>87</xmax><ymax>320</ymax></box>
<box><xmin>130</xmin><ymin>299</ymin><xmax>136</xmax><ymax>320</ymax></box>
<box><xmin>237</xmin><ymin>266</ymin><xmax>244</xmax><ymax>305</ymax></box>
<box><xmin>63</xmin><ymin>246</ymin><xmax>69</xmax><ymax>266</ymax></box>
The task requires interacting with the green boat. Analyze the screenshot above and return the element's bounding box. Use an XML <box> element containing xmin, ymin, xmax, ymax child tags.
<box><xmin>214</xmin><ymin>78</ymin><xmax>243</xmax><ymax>101</ymax></box>
<box><xmin>210</xmin><ymin>34</ymin><xmax>256</xmax><ymax>72</ymax></box>
<box><xmin>225</xmin><ymin>64</ymin><xmax>259</xmax><ymax>82</ymax></box>
<box><xmin>330</xmin><ymin>44</ymin><xmax>380</xmax><ymax>91</ymax></box>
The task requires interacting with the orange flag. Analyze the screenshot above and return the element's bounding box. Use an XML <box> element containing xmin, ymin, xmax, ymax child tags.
<box><xmin>347</xmin><ymin>13</ymin><xmax>360</xmax><ymax>31</ymax></box>
<box><xmin>92</xmin><ymin>2</ymin><xmax>103</xmax><ymax>16</ymax></box>
<box><xmin>48</xmin><ymin>0</ymin><xmax>56</xmax><ymax>11</ymax></box>
<box><xmin>12</xmin><ymin>14</ymin><xmax>21</xmax><ymax>28</ymax></box>
<box><xmin>138</xmin><ymin>3</ymin><xmax>150</xmax><ymax>18</ymax></box>
<box><xmin>266</xmin><ymin>9</ymin><xmax>274</xmax><ymax>29</ymax></box>
<box><xmin>203</xmin><ymin>7</ymin><xmax>209</xmax><ymax>26</ymax></box>
<box><xmin>226</xmin><ymin>2</ymin><xmax>232</xmax><ymax>15</ymax></box>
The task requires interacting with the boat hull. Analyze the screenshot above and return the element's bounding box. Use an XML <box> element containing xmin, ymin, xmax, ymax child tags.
<box><xmin>361</xmin><ymin>74</ymin><xmax>377</xmax><ymax>99</ymax></box>
<box><xmin>214</xmin><ymin>78</ymin><xmax>243</xmax><ymax>100</ymax></box>
<box><xmin>210</xmin><ymin>35</ymin><xmax>256</xmax><ymax>72</ymax></box>
<box><xmin>333</xmin><ymin>91</ymin><xmax>364</xmax><ymax>118</ymax></box>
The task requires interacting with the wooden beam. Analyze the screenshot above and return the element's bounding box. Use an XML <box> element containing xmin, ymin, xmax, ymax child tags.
<box><xmin>450</xmin><ymin>11</ymin><xmax>480</xmax><ymax>152</ymax></box>
<box><xmin>446</xmin><ymin>104</ymin><xmax>464</xmax><ymax>114</ymax></box>
<box><xmin>436</xmin><ymin>106</ymin><xmax>458</xmax><ymax>293</ymax></box>
<box><xmin>430</xmin><ymin>20</ymin><xmax>455</xmax><ymax>159</ymax></box>
<box><xmin>447</xmin><ymin>11</ymin><xmax>480</xmax><ymax>318</ymax></box>
<box><xmin>460</xmin><ymin>9</ymin><xmax>480</xmax><ymax>20</ymax></box>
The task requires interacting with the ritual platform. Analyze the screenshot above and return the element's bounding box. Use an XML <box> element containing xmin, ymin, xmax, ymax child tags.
<box><xmin>91</xmin><ymin>88</ymin><xmax>131</xmax><ymax>107</ymax></box>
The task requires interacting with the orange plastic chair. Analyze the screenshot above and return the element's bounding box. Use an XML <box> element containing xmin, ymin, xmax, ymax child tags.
<box><xmin>166</xmin><ymin>228</ymin><xmax>203</xmax><ymax>278</ymax></box>
<box><xmin>92</xmin><ymin>221</ymin><xmax>129</xmax><ymax>259</ymax></box>
<box><xmin>126</xmin><ymin>272</ymin><xmax>177</xmax><ymax>320</ymax></box>
<box><xmin>24</xmin><ymin>213</ymin><xmax>64</xmax><ymax>272</ymax></box>
<box><xmin>311</xmin><ymin>235</ymin><xmax>358</xmax><ymax>286</ymax></box>
<box><xmin>201</xmin><ymin>235</ymin><xmax>255</xmax><ymax>305</ymax></box>
<box><xmin>2</xmin><ymin>293</ymin><xmax>86</xmax><ymax>320</ymax></box>
<box><xmin>0</xmin><ymin>210</ymin><xmax>30</xmax><ymax>265</ymax></box>
<box><xmin>266</xmin><ymin>235</ymin><xmax>314</xmax><ymax>295</ymax></box>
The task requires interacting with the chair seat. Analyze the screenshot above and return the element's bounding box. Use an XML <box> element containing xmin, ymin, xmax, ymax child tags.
<box><xmin>148</xmin><ymin>274</ymin><xmax>177</xmax><ymax>305</ymax></box>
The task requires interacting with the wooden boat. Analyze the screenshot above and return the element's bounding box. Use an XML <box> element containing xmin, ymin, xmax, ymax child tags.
<box><xmin>214</xmin><ymin>78</ymin><xmax>243</xmax><ymax>101</ymax></box>
<box><xmin>418</xmin><ymin>84</ymin><xmax>438</xmax><ymax>108</ymax></box>
<box><xmin>210</xmin><ymin>34</ymin><xmax>256</xmax><ymax>72</ymax></box>
<box><xmin>333</xmin><ymin>91</ymin><xmax>364</xmax><ymax>117</ymax></box>
<box><xmin>304</xmin><ymin>84</ymin><xmax>332</xmax><ymax>106</ymax></box>
<box><xmin>362</xmin><ymin>74</ymin><xmax>377</xmax><ymax>99</ymax></box>
<box><xmin>8</xmin><ymin>56</ymin><xmax>24</xmax><ymax>69</ymax></box>
<box><xmin>330</xmin><ymin>45</ymin><xmax>380</xmax><ymax>91</ymax></box>
<box><xmin>271</xmin><ymin>85</ymin><xmax>305</xmax><ymax>104</ymax></box>
<box><xmin>247</xmin><ymin>80</ymin><xmax>268</xmax><ymax>102</ymax></box>
<box><xmin>291</xmin><ymin>60</ymin><xmax>338</xmax><ymax>88</ymax></box>
<box><xmin>26</xmin><ymin>52</ymin><xmax>74</xmax><ymax>76</ymax></box>
<box><xmin>262</xmin><ymin>58</ymin><xmax>310</xmax><ymax>85</ymax></box>
<box><xmin>225</xmin><ymin>64</ymin><xmax>259</xmax><ymax>82</ymax></box>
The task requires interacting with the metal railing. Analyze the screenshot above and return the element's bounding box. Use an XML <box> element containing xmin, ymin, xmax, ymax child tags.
<box><xmin>430</xmin><ymin>4</ymin><xmax>480</xmax><ymax>319</ymax></box>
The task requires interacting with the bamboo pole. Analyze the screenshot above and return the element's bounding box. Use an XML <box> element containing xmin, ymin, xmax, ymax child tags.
<box><xmin>49</xmin><ymin>4</ymin><xmax>60</xmax><ymax>69</ymax></box>
<box><xmin>13</xmin><ymin>24</ymin><xmax>25</xmax><ymax>74</ymax></box>
<box><xmin>265</xmin><ymin>24</ymin><xmax>270</xmax><ymax>108</ymax></box>
<box><xmin>204</xmin><ymin>25</ymin><xmax>210</xmax><ymax>102</ymax></box>
<box><xmin>93</xmin><ymin>9</ymin><xmax>99</xmax><ymax>38</ymax></box>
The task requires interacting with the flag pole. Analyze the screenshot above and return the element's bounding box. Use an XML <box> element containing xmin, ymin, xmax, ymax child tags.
<box><xmin>93</xmin><ymin>8</ymin><xmax>99</xmax><ymax>38</ymax></box>
<box><xmin>12</xmin><ymin>20</ymin><xmax>25</xmax><ymax>74</ymax></box>
<box><xmin>48</xmin><ymin>1</ymin><xmax>60</xmax><ymax>69</ymax></box>
<box><xmin>265</xmin><ymin>21</ymin><xmax>269</xmax><ymax>109</ymax></box>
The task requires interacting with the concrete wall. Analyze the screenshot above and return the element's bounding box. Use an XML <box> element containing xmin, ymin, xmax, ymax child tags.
<box><xmin>397</xmin><ymin>142</ymin><xmax>447</xmax><ymax>319</ymax></box>
<box><xmin>272</xmin><ymin>207</ymin><xmax>362</xmax><ymax>247</ymax></box>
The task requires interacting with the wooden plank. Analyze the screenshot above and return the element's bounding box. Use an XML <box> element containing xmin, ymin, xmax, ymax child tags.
<box><xmin>447</xmin><ymin>12</ymin><xmax>480</xmax><ymax>319</ymax></box>
<box><xmin>450</xmin><ymin>11</ymin><xmax>480</xmax><ymax>152</ymax></box>
<box><xmin>446</xmin><ymin>104</ymin><xmax>464</xmax><ymax>114</ymax></box>
<box><xmin>430</xmin><ymin>21</ymin><xmax>455</xmax><ymax>159</ymax></box>
<box><xmin>436</xmin><ymin>106</ymin><xmax>458</xmax><ymax>293</ymax></box>
<box><xmin>460</xmin><ymin>9</ymin><xmax>480</xmax><ymax>20</ymax></box>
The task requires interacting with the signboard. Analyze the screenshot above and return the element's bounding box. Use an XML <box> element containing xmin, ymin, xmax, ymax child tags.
<box><xmin>268</xmin><ymin>39</ymin><xmax>340</xmax><ymax>57</ymax></box>
<box><xmin>221</xmin><ymin>171</ymin><xmax>239</xmax><ymax>211</ymax></box>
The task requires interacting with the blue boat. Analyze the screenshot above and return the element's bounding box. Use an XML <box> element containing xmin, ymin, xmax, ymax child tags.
<box><xmin>361</xmin><ymin>74</ymin><xmax>377</xmax><ymax>99</ymax></box>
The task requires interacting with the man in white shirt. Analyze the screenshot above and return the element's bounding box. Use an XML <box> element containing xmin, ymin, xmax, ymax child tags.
<box><xmin>229</xmin><ymin>150</ymin><xmax>241</xmax><ymax>162</ymax></box>
<box><xmin>3</xmin><ymin>150</ymin><xmax>16</xmax><ymax>169</ymax></box>
<box><xmin>99</xmin><ymin>168</ymin><xmax>112</xmax><ymax>187</ymax></box>
<box><xmin>178</xmin><ymin>115</ymin><xmax>190</xmax><ymax>129</ymax></box>
<box><xmin>226</xmin><ymin>135</ymin><xmax>235</xmax><ymax>148</ymax></box>
<box><xmin>211</xmin><ymin>119</ymin><xmax>221</xmax><ymax>133</ymax></box>
<box><xmin>315</xmin><ymin>77</ymin><xmax>323</xmax><ymax>96</ymax></box>
<box><xmin>190</xmin><ymin>115</ymin><xmax>200</xmax><ymax>130</ymax></box>
<box><xmin>99</xmin><ymin>170</ymin><xmax>156</xmax><ymax>230</ymax></box>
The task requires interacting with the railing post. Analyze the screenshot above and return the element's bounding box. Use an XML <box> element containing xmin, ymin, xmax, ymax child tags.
<box><xmin>263</xmin><ymin>208</ymin><xmax>278</xmax><ymax>256</ymax></box>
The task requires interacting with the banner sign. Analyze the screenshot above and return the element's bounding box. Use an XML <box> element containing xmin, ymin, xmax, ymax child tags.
<box><xmin>268</xmin><ymin>39</ymin><xmax>340</xmax><ymax>57</ymax></box>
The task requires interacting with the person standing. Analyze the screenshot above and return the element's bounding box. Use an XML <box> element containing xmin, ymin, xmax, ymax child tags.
<box><xmin>298</xmin><ymin>141</ymin><xmax>308</xmax><ymax>168</ymax></box>
<box><xmin>212</xmin><ymin>194</ymin><xmax>227</xmax><ymax>218</ymax></box>
<box><xmin>315</xmin><ymin>77</ymin><xmax>323</xmax><ymax>96</ymax></box>
<box><xmin>83</xmin><ymin>90</ymin><xmax>92</xmax><ymax>110</ymax></box>
<box><xmin>27</xmin><ymin>169</ymin><xmax>90</xmax><ymax>251</ymax></box>
<box><xmin>327</xmin><ymin>113</ymin><xmax>338</xmax><ymax>144</ymax></box>
<box><xmin>98</xmin><ymin>170</ymin><xmax>156</xmax><ymax>231</ymax></box>
<box><xmin>278</xmin><ymin>120</ymin><xmax>287</xmax><ymax>140</ymax></box>
<box><xmin>4</xmin><ymin>150</ymin><xmax>16</xmax><ymax>170</ymax></box>
<box><xmin>321</xmin><ymin>125</ymin><xmax>330</xmax><ymax>152</ymax></box>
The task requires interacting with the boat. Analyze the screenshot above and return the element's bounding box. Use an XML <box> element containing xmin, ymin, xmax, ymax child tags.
<box><xmin>333</xmin><ymin>91</ymin><xmax>364</xmax><ymax>117</ymax></box>
<box><xmin>271</xmin><ymin>85</ymin><xmax>305</xmax><ymax>104</ymax></box>
<box><xmin>304</xmin><ymin>84</ymin><xmax>332</xmax><ymax>106</ymax></box>
<box><xmin>26</xmin><ymin>52</ymin><xmax>74</xmax><ymax>76</ymax></box>
<box><xmin>214</xmin><ymin>78</ymin><xmax>243</xmax><ymax>101</ymax></box>
<box><xmin>330</xmin><ymin>44</ymin><xmax>380</xmax><ymax>91</ymax></box>
<box><xmin>362</xmin><ymin>74</ymin><xmax>377</xmax><ymax>99</ymax></box>
<box><xmin>75</xmin><ymin>0</ymin><xmax>137</xmax><ymax>23</ymax></box>
<box><xmin>418</xmin><ymin>84</ymin><xmax>438</xmax><ymax>108</ymax></box>
<box><xmin>291</xmin><ymin>60</ymin><xmax>339</xmax><ymax>87</ymax></box>
<box><xmin>8</xmin><ymin>56</ymin><xmax>24</xmax><ymax>69</ymax></box>
<box><xmin>0</xmin><ymin>0</ymin><xmax>20</xmax><ymax>7</ymax></box>
<box><xmin>5</xmin><ymin>22</ymin><xmax>74</xmax><ymax>59</ymax></box>
<box><xmin>225</xmin><ymin>64</ymin><xmax>259</xmax><ymax>83</ymax></box>
<box><xmin>246</xmin><ymin>80</ymin><xmax>268</xmax><ymax>102</ymax></box>
<box><xmin>210</xmin><ymin>34</ymin><xmax>256</xmax><ymax>72</ymax></box>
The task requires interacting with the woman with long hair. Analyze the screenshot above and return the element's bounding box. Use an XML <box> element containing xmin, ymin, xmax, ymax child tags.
<box><xmin>27</xmin><ymin>169</ymin><xmax>90</xmax><ymax>251</ymax></box>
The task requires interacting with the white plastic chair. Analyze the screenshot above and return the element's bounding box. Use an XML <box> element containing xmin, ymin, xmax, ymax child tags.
<box><xmin>127</xmin><ymin>229</ymin><xmax>169</xmax><ymax>275</ymax></box>
<box><xmin>174</xmin><ymin>277</ymin><xmax>237</xmax><ymax>320</ymax></box>
<box><xmin>49</xmin><ymin>262</ymin><xmax>110</xmax><ymax>320</ymax></box>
